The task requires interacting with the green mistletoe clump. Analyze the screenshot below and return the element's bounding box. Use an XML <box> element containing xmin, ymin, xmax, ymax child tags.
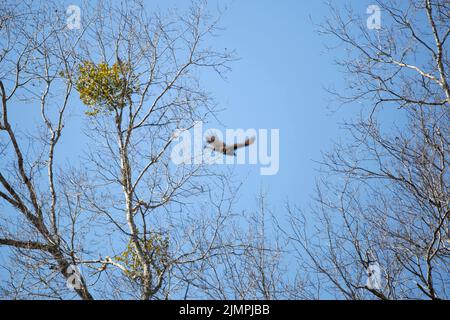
<box><xmin>114</xmin><ymin>233</ymin><xmax>170</xmax><ymax>279</ymax></box>
<box><xmin>75</xmin><ymin>60</ymin><xmax>137</xmax><ymax>116</ymax></box>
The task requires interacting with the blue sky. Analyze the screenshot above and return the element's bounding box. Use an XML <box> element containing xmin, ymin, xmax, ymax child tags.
<box><xmin>44</xmin><ymin>0</ymin><xmax>393</xmax><ymax>212</ymax></box>
<box><xmin>4</xmin><ymin>0</ymin><xmax>404</xmax><ymax>226</ymax></box>
<box><xmin>169</xmin><ymin>0</ymin><xmax>383</xmax><ymax>211</ymax></box>
<box><xmin>1</xmin><ymin>0</ymin><xmax>414</xmax><ymax>298</ymax></box>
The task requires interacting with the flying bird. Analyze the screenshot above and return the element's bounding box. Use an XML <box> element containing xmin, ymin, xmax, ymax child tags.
<box><xmin>204</xmin><ymin>135</ymin><xmax>256</xmax><ymax>156</ymax></box>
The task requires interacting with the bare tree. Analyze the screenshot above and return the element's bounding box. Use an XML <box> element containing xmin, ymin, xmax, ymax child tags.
<box><xmin>0</xmin><ymin>0</ymin><xmax>249</xmax><ymax>300</ymax></box>
<box><xmin>0</xmin><ymin>0</ymin><xmax>95</xmax><ymax>299</ymax></box>
<box><xmin>320</xmin><ymin>0</ymin><xmax>449</xmax><ymax>111</ymax></box>
<box><xmin>286</xmin><ymin>0</ymin><xmax>449</xmax><ymax>300</ymax></box>
<box><xmin>181</xmin><ymin>191</ymin><xmax>304</xmax><ymax>300</ymax></box>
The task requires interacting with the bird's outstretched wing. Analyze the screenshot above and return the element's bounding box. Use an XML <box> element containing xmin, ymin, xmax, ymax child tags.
<box><xmin>232</xmin><ymin>136</ymin><xmax>255</xmax><ymax>150</ymax></box>
<box><xmin>223</xmin><ymin>136</ymin><xmax>255</xmax><ymax>155</ymax></box>
<box><xmin>205</xmin><ymin>135</ymin><xmax>255</xmax><ymax>156</ymax></box>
